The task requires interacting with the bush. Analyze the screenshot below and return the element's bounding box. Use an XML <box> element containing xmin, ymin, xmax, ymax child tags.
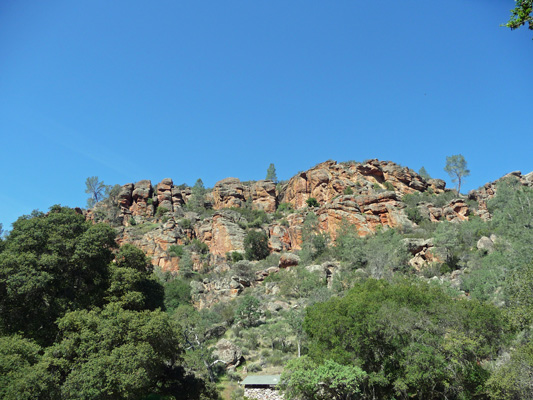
<box><xmin>155</xmin><ymin>206</ymin><xmax>169</xmax><ymax>218</ymax></box>
<box><xmin>164</xmin><ymin>278</ymin><xmax>191</xmax><ymax>311</ymax></box>
<box><xmin>189</xmin><ymin>239</ymin><xmax>209</xmax><ymax>254</ymax></box>
<box><xmin>231</xmin><ymin>251</ymin><xmax>244</xmax><ymax>262</ymax></box>
<box><xmin>178</xmin><ymin>218</ymin><xmax>192</xmax><ymax>229</ymax></box>
<box><xmin>244</xmin><ymin>230</ymin><xmax>270</xmax><ymax>261</ymax></box>
<box><xmin>405</xmin><ymin>206</ymin><xmax>423</xmax><ymax>224</ymax></box>
<box><xmin>129</xmin><ymin>217</ymin><xmax>137</xmax><ymax>226</ymax></box>
<box><xmin>168</xmin><ymin>245</ymin><xmax>184</xmax><ymax>258</ymax></box>
<box><xmin>343</xmin><ymin>187</ymin><xmax>354</xmax><ymax>195</ymax></box>
<box><xmin>384</xmin><ymin>181</ymin><xmax>394</xmax><ymax>191</ymax></box>
<box><xmin>306</xmin><ymin>198</ymin><xmax>319</xmax><ymax>207</ymax></box>
<box><xmin>277</xmin><ymin>202</ymin><xmax>294</xmax><ymax>212</ymax></box>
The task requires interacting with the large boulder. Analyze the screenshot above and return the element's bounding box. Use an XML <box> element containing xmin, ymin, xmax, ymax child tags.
<box><xmin>251</xmin><ymin>180</ymin><xmax>277</xmax><ymax>212</ymax></box>
<box><xmin>213</xmin><ymin>339</ymin><xmax>243</xmax><ymax>368</ymax></box>
<box><xmin>212</xmin><ymin>178</ymin><xmax>249</xmax><ymax>209</ymax></box>
<box><xmin>279</xmin><ymin>253</ymin><xmax>300</xmax><ymax>268</ymax></box>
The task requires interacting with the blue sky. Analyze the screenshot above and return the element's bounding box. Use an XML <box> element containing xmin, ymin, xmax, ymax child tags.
<box><xmin>1</xmin><ymin>0</ymin><xmax>532</xmax><ymax>230</ymax></box>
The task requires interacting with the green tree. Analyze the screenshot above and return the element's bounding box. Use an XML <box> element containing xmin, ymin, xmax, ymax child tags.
<box><xmin>306</xmin><ymin>197</ymin><xmax>319</xmax><ymax>207</ymax></box>
<box><xmin>244</xmin><ymin>229</ymin><xmax>270</xmax><ymax>261</ymax></box>
<box><xmin>188</xmin><ymin>178</ymin><xmax>207</xmax><ymax>211</ymax></box>
<box><xmin>85</xmin><ymin>176</ymin><xmax>109</xmax><ymax>208</ymax></box>
<box><xmin>0</xmin><ymin>335</ymin><xmax>56</xmax><ymax>400</ymax></box>
<box><xmin>281</xmin><ymin>357</ymin><xmax>367</xmax><ymax>400</ymax></box>
<box><xmin>304</xmin><ymin>278</ymin><xmax>505</xmax><ymax>399</ymax></box>
<box><xmin>164</xmin><ymin>278</ymin><xmax>192</xmax><ymax>313</ymax></box>
<box><xmin>234</xmin><ymin>295</ymin><xmax>261</xmax><ymax>328</ymax></box>
<box><xmin>266</xmin><ymin>163</ymin><xmax>278</xmax><ymax>182</ymax></box>
<box><xmin>487</xmin><ymin>341</ymin><xmax>533</xmax><ymax>400</ymax></box>
<box><xmin>418</xmin><ymin>166</ymin><xmax>431</xmax><ymax>180</ymax></box>
<box><xmin>284</xmin><ymin>308</ymin><xmax>307</xmax><ymax>357</ymax></box>
<box><xmin>0</xmin><ymin>206</ymin><xmax>116</xmax><ymax>345</ymax></box>
<box><xmin>172</xmin><ymin>304</ymin><xmax>227</xmax><ymax>383</ymax></box>
<box><xmin>46</xmin><ymin>303</ymin><xmax>211</xmax><ymax>400</ymax></box>
<box><xmin>504</xmin><ymin>0</ymin><xmax>533</xmax><ymax>34</ymax></box>
<box><xmin>0</xmin><ymin>223</ymin><xmax>4</xmax><ymax>253</ymax></box>
<box><xmin>106</xmin><ymin>244</ymin><xmax>165</xmax><ymax>311</ymax></box>
<box><xmin>444</xmin><ymin>154</ymin><xmax>470</xmax><ymax>194</ymax></box>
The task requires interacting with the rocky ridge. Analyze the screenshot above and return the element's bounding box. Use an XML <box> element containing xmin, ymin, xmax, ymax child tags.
<box><xmin>86</xmin><ymin>159</ymin><xmax>533</xmax><ymax>307</ymax></box>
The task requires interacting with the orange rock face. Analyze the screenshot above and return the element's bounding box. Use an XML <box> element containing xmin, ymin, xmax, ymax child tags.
<box><xmin>281</xmin><ymin>159</ymin><xmax>442</xmax><ymax>211</ymax></box>
<box><xmin>251</xmin><ymin>180</ymin><xmax>277</xmax><ymax>212</ymax></box>
<box><xmin>196</xmin><ymin>211</ymin><xmax>246</xmax><ymax>257</ymax></box>
<box><xmin>212</xmin><ymin>178</ymin><xmax>249</xmax><ymax>209</ymax></box>
<box><xmin>316</xmin><ymin>192</ymin><xmax>413</xmax><ymax>239</ymax></box>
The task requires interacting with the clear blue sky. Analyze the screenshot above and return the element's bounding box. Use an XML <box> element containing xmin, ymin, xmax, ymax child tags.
<box><xmin>1</xmin><ymin>0</ymin><xmax>532</xmax><ymax>230</ymax></box>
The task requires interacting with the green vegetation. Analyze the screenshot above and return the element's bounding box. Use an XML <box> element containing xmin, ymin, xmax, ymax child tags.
<box><xmin>266</xmin><ymin>163</ymin><xmax>278</xmax><ymax>182</ymax></box>
<box><xmin>303</xmin><ymin>278</ymin><xmax>505</xmax><ymax>400</ymax></box>
<box><xmin>305</xmin><ymin>197</ymin><xmax>319</xmax><ymax>207</ymax></box>
<box><xmin>4</xmin><ymin>168</ymin><xmax>533</xmax><ymax>400</ymax></box>
<box><xmin>0</xmin><ymin>206</ymin><xmax>216</xmax><ymax>399</ymax></box>
<box><xmin>243</xmin><ymin>230</ymin><xmax>270</xmax><ymax>261</ymax></box>
<box><xmin>188</xmin><ymin>178</ymin><xmax>207</xmax><ymax>212</ymax></box>
<box><xmin>444</xmin><ymin>154</ymin><xmax>470</xmax><ymax>193</ymax></box>
<box><xmin>504</xmin><ymin>0</ymin><xmax>532</xmax><ymax>33</ymax></box>
<box><xmin>418</xmin><ymin>166</ymin><xmax>431</xmax><ymax>180</ymax></box>
<box><xmin>85</xmin><ymin>176</ymin><xmax>109</xmax><ymax>208</ymax></box>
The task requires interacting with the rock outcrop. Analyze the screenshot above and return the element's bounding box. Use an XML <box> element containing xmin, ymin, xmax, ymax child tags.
<box><xmin>281</xmin><ymin>159</ymin><xmax>445</xmax><ymax>210</ymax></box>
<box><xmin>86</xmin><ymin>158</ymin><xmax>532</xmax><ymax>309</ymax></box>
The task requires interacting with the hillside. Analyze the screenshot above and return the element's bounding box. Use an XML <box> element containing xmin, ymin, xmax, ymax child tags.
<box><xmin>2</xmin><ymin>158</ymin><xmax>533</xmax><ymax>400</ymax></box>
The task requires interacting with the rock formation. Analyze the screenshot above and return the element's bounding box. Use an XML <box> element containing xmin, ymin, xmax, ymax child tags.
<box><xmin>86</xmin><ymin>159</ymin><xmax>532</xmax><ymax>306</ymax></box>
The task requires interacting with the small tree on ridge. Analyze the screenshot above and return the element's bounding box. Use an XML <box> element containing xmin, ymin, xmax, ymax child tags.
<box><xmin>444</xmin><ymin>154</ymin><xmax>470</xmax><ymax>194</ymax></box>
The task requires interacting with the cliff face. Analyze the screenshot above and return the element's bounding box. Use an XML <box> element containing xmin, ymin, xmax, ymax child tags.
<box><xmin>281</xmin><ymin>159</ymin><xmax>445</xmax><ymax>210</ymax></box>
<box><xmin>87</xmin><ymin>159</ymin><xmax>532</xmax><ymax>281</ymax></box>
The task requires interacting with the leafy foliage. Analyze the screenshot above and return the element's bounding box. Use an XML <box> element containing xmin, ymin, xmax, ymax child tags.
<box><xmin>444</xmin><ymin>154</ymin><xmax>470</xmax><ymax>193</ymax></box>
<box><xmin>0</xmin><ymin>206</ymin><xmax>116</xmax><ymax>345</ymax></box>
<box><xmin>85</xmin><ymin>176</ymin><xmax>110</xmax><ymax>208</ymax></box>
<box><xmin>504</xmin><ymin>0</ymin><xmax>533</xmax><ymax>33</ymax></box>
<box><xmin>188</xmin><ymin>179</ymin><xmax>207</xmax><ymax>212</ymax></box>
<box><xmin>418</xmin><ymin>166</ymin><xmax>431</xmax><ymax>180</ymax></box>
<box><xmin>281</xmin><ymin>356</ymin><xmax>367</xmax><ymax>400</ymax></box>
<box><xmin>243</xmin><ymin>230</ymin><xmax>270</xmax><ymax>261</ymax></box>
<box><xmin>304</xmin><ymin>278</ymin><xmax>505</xmax><ymax>400</ymax></box>
<box><xmin>306</xmin><ymin>197</ymin><xmax>319</xmax><ymax>207</ymax></box>
<box><xmin>234</xmin><ymin>295</ymin><xmax>261</xmax><ymax>328</ymax></box>
<box><xmin>266</xmin><ymin>163</ymin><xmax>278</xmax><ymax>182</ymax></box>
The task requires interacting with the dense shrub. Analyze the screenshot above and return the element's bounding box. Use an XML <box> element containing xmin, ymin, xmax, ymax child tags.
<box><xmin>244</xmin><ymin>230</ymin><xmax>270</xmax><ymax>261</ymax></box>
<box><xmin>306</xmin><ymin>198</ymin><xmax>319</xmax><ymax>207</ymax></box>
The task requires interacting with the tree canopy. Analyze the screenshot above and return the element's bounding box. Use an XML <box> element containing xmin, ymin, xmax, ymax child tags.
<box><xmin>303</xmin><ymin>278</ymin><xmax>505</xmax><ymax>400</ymax></box>
<box><xmin>505</xmin><ymin>0</ymin><xmax>533</xmax><ymax>34</ymax></box>
<box><xmin>85</xmin><ymin>176</ymin><xmax>109</xmax><ymax>208</ymax></box>
<box><xmin>266</xmin><ymin>163</ymin><xmax>278</xmax><ymax>182</ymax></box>
<box><xmin>0</xmin><ymin>206</ymin><xmax>116</xmax><ymax>345</ymax></box>
<box><xmin>0</xmin><ymin>205</ymin><xmax>216</xmax><ymax>399</ymax></box>
<box><xmin>444</xmin><ymin>154</ymin><xmax>470</xmax><ymax>193</ymax></box>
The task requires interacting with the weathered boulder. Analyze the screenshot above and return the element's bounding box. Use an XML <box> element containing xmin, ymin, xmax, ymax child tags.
<box><xmin>130</xmin><ymin>180</ymin><xmax>154</xmax><ymax>217</ymax></box>
<box><xmin>196</xmin><ymin>211</ymin><xmax>247</xmax><ymax>256</ymax></box>
<box><xmin>213</xmin><ymin>339</ymin><xmax>243</xmax><ymax>368</ymax></box>
<box><xmin>212</xmin><ymin>178</ymin><xmax>249</xmax><ymax>209</ymax></box>
<box><xmin>402</xmin><ymin>238</ymin><xmax>434</xmax><ymax>255</ymax></box>
<box><xmin>477</xmin><ymin>236</ymin><xmax>495</xmax><ymax>254</ymax></box>
<box><xmin>251</xmin><ymin>180</ymin><xmax>277</xmax><ymax>212</ymax></box>
<box><xmin>279</xmin><ymin>253</ymin><xmax>300</xmax><ymax>268</ymax></box>
<box><xmin>156</xmin><ymin>178</ymin><xmax>174</xmax><ymax>212</ymax></box>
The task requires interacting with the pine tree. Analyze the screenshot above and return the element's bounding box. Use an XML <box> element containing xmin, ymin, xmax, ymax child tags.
<box><xmin>266</xmin><ymin>163</ymin><xmax>278</xmax><ymax>182</ymax></box>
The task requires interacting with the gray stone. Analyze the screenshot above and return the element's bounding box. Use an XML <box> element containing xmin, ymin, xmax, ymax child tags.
<box><xmin>213</xmin><ymin>339</ymin><xmax>243</xmax><ymax>367</ymax></box>
<box><xmin>477</xmin><ymin>236</ymin><xmax>495</xmax><ymax>254</ymax></box>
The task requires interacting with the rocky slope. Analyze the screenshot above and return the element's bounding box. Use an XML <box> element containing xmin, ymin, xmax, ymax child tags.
<box><xmin>86</xmin><ymin>159</ymin><xmax>533</xmax><ymax>307</ymax></box>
